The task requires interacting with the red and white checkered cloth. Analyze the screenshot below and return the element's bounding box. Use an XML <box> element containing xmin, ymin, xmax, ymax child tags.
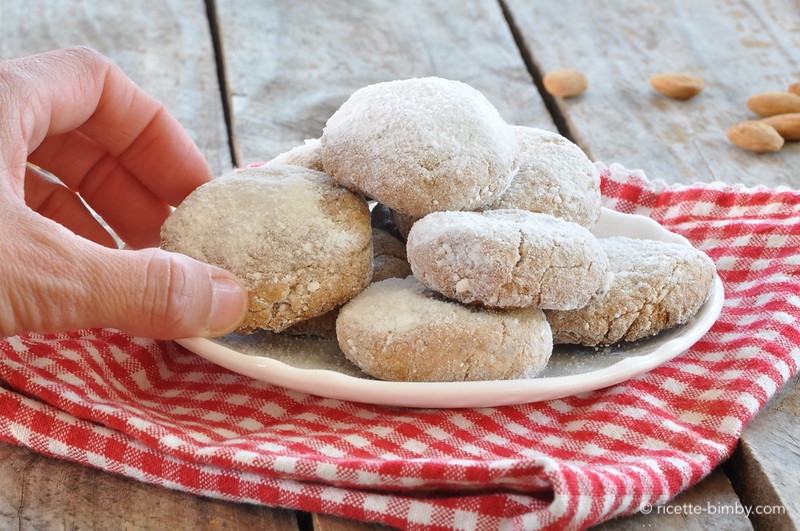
<box><xmin>0</xmin><ymin>163</ymin><xmax>798</xmax><ymax>530</ymax></box>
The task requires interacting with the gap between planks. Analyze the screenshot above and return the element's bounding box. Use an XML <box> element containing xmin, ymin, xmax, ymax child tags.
<box><xmin>204</xmin><ymin>0</ymin><xmax>238</xmax><ymax>167</ymax></box>
<box><xmin>496</xmin><ymin>0</ymin><xmax>584</xmax><ymax>152</ymax></box>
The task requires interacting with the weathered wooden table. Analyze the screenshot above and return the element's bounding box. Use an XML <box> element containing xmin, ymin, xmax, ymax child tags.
<box><xmin>1</xmin><ymin>0</ymin><xmax>798</xmax><ymax>529</ymax></box>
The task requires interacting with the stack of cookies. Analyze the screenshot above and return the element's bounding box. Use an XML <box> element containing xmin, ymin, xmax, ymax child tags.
<box><xmin>161</xmin><ymin>77</ymin><xmax>716</xmax><ymax>383</ymax></box>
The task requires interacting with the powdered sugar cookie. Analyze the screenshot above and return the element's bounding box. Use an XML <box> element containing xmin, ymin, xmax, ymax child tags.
<box><xmin>267</xmin><ymin>138</ymin><xmax>324</xmax><ymax>172</ymax></box>
<box><xmin>372</xmin><ymin>228</ymin><xmax>412</xmax><ymax>282</ymax></box>
<box><xmin>387</xmin><ymin>127</ymin><xmax>601</xmax><ymax>239</ymax></box>
<box><xmin>482</xmin><ymin>126</ymin><xmax>602</xmax><ymax>228</ymax></box>
<box><xmin>336</xmin><ymin>277</ymin><xmax>552</xmax><ymax>382</ymax></box>
<box><xmin>407</xmin><ymin>209</ymin><xmax>611</xmax><ymax>310</ymax></box>
<box><xmin>546</xmin><ymin>236</ymin><xmax>716</xmax><ymax>346</ymax></box>
<box><xmin>284</xmin><ymin>228</ymin><xmax>410</xmax><ymax>338</ymax></box>
<box><xmin>321</xmin><ymin>77</ymin><xmax>518</xmax><ymax>217</ymax></box>
<box><xmin>161</xmin><ymin>165</ymin><xmax>372</xmax><ymax>333</ymax></box>
<box><xmin>390</xmin><ymin>208</ymin><xmax>417</xmax><ymax>241</ymax></box>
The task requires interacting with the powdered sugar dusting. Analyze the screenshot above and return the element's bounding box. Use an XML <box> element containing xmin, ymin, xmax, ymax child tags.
<box><xmin>320</xmin><ymin>77</ymin><xmax>518</xmax><ymax>217</ymax></box>
<box><xmin>161</xmin><ymin>164</ymin><xmax>372</xmax><ymax>332</ymax></box>
<box><xmin>407</xmin><ymin>209</ymin><xmax>611</xmax><ymax>310</ymax></box>
<box><xmin>163</xmin><ymin>166</ymin><xmax>354</xmax><ymax>282</ymax></box>
<box><xmin>483</xmin><ymin>126</ymin><xmax>601</xmax><ymax>228</ymax></box>
<box><xmin>267</xmin><ymin>138</ymin><xmax>325</xmax><ymax>172</ymax></box>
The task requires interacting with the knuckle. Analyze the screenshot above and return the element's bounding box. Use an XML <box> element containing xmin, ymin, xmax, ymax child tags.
<box><xmin>62</xmin><ymin>45</ymin><xmax>107</xmax><ymax>67</ymax></box>
<box><xmin>140</xmin><ymin>251</ymin><xmax>197</xmax><ymax>337</ymax></box>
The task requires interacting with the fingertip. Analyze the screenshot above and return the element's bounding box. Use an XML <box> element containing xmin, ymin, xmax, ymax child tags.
<box><xmin>102</xmin><ymin>248</ymin><xmax>248</xmax><ymax>340</ymax></box>
<box><xmin>202</xmin><ymin>273</ymin><xmax>249</xmax><ymax>337</ymax></box>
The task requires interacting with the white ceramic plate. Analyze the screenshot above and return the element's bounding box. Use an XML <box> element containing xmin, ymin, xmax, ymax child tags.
<box><xmin>177</xmin><ymin>208</ymin><xmax>724</xmax><ymax>408</ymax></box>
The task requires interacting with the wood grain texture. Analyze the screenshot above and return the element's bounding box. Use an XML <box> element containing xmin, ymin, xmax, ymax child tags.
<box><xmin>728</xmin><ymin>371</ymin><xmax>800</xmax><ymax>529</ymax></box>
<box><xmin>0</xmin><ymin>441</ymin><xmax>298</xmax><ymax>530</ymax></box>
<box><xmin>314</xmin><ymin>513</ymin><xmax>396</xmax><ymax>531</ymax></box>
<box><xmin>502</xmin><ymin>2</ymin><xmax>800</xmax><ymax>520</ymax></box>
<box><xmin>502</xmin><ymin>0</ymin><xmax>800</xmax><ymax>188</ymax></box>
<box><xmin>0</xmin><ymin>0</ymin><xmax>232</xmax><ymax>175</ymax></box>
<box><xmin>215</xmin><ymin>0</ymin><xmax>551</xmax><ymax>165</ymax></box>
<box><xmin>0</xmin><ymin>0</ymin><xmax>797</xmax><ymax>529</ymax></box>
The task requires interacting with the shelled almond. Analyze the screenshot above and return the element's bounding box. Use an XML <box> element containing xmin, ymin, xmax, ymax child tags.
<box><xmin>746</xmin><ymin>91</ymin><xmax>800</xmax><ymax>117</ymax></box>
<box><xmin>650</xmin><ymin>73</ymin><xmax>705</xmax><ymax>100</ymax></box>
<box><xmin>727</xmin><ymin>121</ymin><xmax>785</xmax><ymax>152</ymax></box>
<box><xmin>761</xmin><ymin>113</ymin><xmax>800</xmax><ymax>141</ymax></box>
<box><xmin>543</xmin><ymin>69</ymin><xmax>588</xmax><ymax>98</ymax></box>
<box><xmin>728</xmin><ymin>83</ymin><xmax>800</xmax><ymax>152</ymax></box>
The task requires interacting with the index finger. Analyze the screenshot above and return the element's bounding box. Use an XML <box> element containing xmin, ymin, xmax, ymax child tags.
<box><xmin>1</xmin><ymin>46</ymin><xmax>213</xmax><ymax>205</ymax></box>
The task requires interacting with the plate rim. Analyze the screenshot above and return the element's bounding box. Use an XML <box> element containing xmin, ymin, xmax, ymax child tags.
<box><xmin>175</xmin><ymin>208</ymin><xmax>725</xmax><ymax>408</ymax></box>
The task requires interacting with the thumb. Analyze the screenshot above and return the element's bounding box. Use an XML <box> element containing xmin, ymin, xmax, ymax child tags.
<box><xmin>99</xmin><ymin>247</ymin><xmax>249</xmax><ymax>339</ymax></box>
<box><xmin>1</xmin><ymin>218</ymin><xmax>248</xmax><ymax>339</ymax></box>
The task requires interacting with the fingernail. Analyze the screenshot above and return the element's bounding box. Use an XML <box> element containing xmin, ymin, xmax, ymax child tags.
<box><xmin>207</xmin><ymin>276</ymin><xmax>248</xmax><ymax>336</ymax></box>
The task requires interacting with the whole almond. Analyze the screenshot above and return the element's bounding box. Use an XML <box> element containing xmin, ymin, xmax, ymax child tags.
<box><xmin>543</xmin><ymin>69</ymin><xmax>588</xmax><ymax>98</ymax></box>
<box><xmin>650</xmin><ymin>73</ymin><xmax>705</xmax><ymax>100</ymax></box>
<box><xmin>789</xmin><ymin>82</ymin><xmax>800</xmax><ymax>97</ymax></box>
<box><xmin>746</xmin><ymin>91</ymin><xmax>800</xmax><ymax>117</ymax></box>
<box><xmin>761</xmin><ymin>113</ymin><xmax>800</xmax><ymax>140</ymax></box>
<box><xmin>727</xmin><ymin>121</ymin><xmax>784</xmax><ymax>152</ymax></box>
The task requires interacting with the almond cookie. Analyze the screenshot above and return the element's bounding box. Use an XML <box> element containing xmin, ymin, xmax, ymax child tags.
<box><xmin>284</xmin><ymin>228</ymin><xmax>411</xmax><ymax>338</ymax></box>
<box><xmin>320</xmin><ymin>77</ymin><xmax>518</xmax><ymax>217</ymax></box>
<box><xmin>160</xmin><ymin>165</ymin><xmax>372</xmax><ymax>333</ymax></box>
<box><xmin>482</xmin><ymin>126</ymin><xmax>602</xmax><ymax>228</ymax></box>
<box><xmin>336</xmin><ymin>277</ymin><xmax>552</xmax><ymax>382</ymax></box>
<box><xmin>406</xmin><ymin>209</ymin><xmax>611</xmax><ymax>310</ymax></box>
<box><xmin>545</xmin><ymin>236</ymin><xmax>716</xmax><ymax>346</ymax></box>
<box><xmin>267</xmin><ymin>138</ymin><xmax>324</xmax><ymax>172</ymax></box>
<box><xmin>371</xmin><ymin>227</ymin><xmax>412</xmax><ymax>282</ymax></box>
<box><xmin>387</xmin><ymin>127</ymin><xmax>601</xmax><ymax>239</ymax></box>
<box><xmin>390</xmin><ymin>208</ymin><xmax>417</xmax><ymax>241</ymax></box>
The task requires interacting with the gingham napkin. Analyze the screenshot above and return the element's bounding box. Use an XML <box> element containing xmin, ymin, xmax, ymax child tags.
<box><xmin>0</xmin><ymin>163</ymin><xmax>797</xmax><ymax>530</ymax></box>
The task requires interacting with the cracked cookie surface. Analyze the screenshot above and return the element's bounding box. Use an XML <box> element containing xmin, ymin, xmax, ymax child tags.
<box><xmin>335</xmin><ymin>277</ymin><xmax>552</xmax><ymax>382</ymax></box>
<box><xmin>406</xmin><ymin>209</ymin><xmax>611</xmax><ymax>310</ymax></box>
<box><xmin>160</xmin><ymin>164</ymin><xmax>373</xmax><ymax>333</ymax></box>
<box><xmin>545</xmin><ymin>236</ymin><xmax>717</xmax><ymax>346</ymax></box>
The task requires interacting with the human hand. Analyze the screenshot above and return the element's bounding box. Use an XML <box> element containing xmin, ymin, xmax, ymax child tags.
<box><xmin>0</xmin><ymin>47</ymin><xmax>247</xmax><ymax>339</ymax></box>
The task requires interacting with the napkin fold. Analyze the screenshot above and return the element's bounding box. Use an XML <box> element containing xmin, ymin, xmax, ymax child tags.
<box><xmin>0</xmin><ymin>163</ymin><xmax>797</xmax><ymax>530</ymax></box>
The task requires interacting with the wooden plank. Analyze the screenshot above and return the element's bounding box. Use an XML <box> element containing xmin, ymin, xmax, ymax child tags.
<box><xmin>314</xmin><ymin>513</ymin><xmax>395</xmax><ymax>531</ymax></box>
<box><xmin>502</xmin><ymin>0</ymin><xmax>800</xmax><ymax>188</ymax></box>
<box><xmin>727</xmin><ymin>371</ymin><xmax>800</xmax><ymax>529</ymax></box>
<box><xmin>597</xmin><ymin>468</ymin><xmax>752</xmax><ymax>530</ymax></box>
<box><xmin>0</xmin><ymin>0</ymin><xmax>232</xmax><ymax>175</ymax></box>
<box><xmin>0</xmin><ymin>441</ymin><xmax>299</xmax><ymax>530</ymax></box>
<box><xmin>214</xmin><ymin>0</ymin><xmax>551</xmax><ymax>165</ymax></box>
